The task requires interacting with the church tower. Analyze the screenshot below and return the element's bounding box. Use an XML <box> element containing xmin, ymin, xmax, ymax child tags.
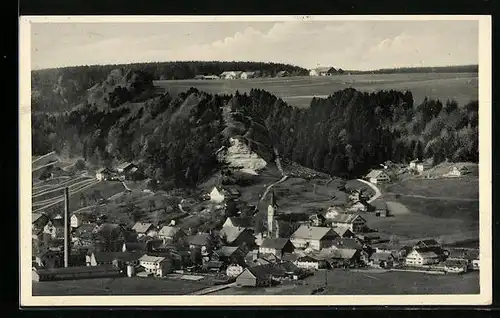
<box><xmin>267</xmin><ymin>191</ymin><xmax>279</xmax><ymax>238</ymax></box>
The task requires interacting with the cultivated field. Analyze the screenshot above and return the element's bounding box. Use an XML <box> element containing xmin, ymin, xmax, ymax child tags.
<box><xmin>155</xmin><ymin>73</ymin><xmax>478</xmax><ymax>108</ymax></box>
<box><xmin>32</xmin><ymin>277</ymin><xmax>211</xmax><ymax>296</ymax></box>
<box><xmin>214</xmin><ymin>269</ymin><xmax>479</xmax><ymax>295</ymax></box>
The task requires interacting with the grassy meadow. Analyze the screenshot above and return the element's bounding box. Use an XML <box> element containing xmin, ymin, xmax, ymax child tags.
<box><xmin>155</xmin><ymin>73</ymin><xmax>478</xmax><ymax>108</ymax></box>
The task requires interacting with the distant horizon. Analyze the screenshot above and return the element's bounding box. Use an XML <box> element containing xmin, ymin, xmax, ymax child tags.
<box><xmin>31</xmin><ymin>61</ymin><xmax>479</xmax><ymax>73</ymax></box>
<box><xmin>31</xmin><ymin>20</ymin><xmax>478</xmax><ymax>71</ymax></box>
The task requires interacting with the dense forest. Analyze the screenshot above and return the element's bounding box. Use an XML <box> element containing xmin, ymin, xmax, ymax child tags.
<box><xmin>32</xmin><ymin>67</ymin><xmax>479</xmax><ymax>188</ymax></box>
<box><xmin>346</xmin><ymin>64</ymin><xmax>478</xmax><ymax>75</ymax></box>
<box><xmin>31</xmin><ymin>61</ymin><xmax>309</xmax><ymax>112</ymax></box>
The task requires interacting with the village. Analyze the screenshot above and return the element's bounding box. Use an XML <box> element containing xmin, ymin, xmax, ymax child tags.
<box><xmin>31</xmin><ymin>154</ymin><xmax>479</xmax><ymax>295</ymax></box>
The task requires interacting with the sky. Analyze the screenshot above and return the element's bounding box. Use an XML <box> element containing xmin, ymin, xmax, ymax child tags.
<box><xmin>31</xmin><ymin>20</ymin><xmax>479</xmax><ymax>71</ymax></box>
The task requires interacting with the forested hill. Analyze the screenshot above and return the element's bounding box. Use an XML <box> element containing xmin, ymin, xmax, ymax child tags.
<box><xmin>32</xmin><ymin>68</ymin><xmax>478</xmax><ymax>188</ymax></box>
<box><xmin>31</xmin><ymin>61</ymin><xmax>309</xmax><ymax>112</ymax></box>
<box><xmin>346</xmin><ymin>64</ymin><xmax>478</xmax><ymax>75</ymax></box>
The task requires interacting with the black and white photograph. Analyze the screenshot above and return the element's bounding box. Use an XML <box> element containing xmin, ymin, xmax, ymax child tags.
<box><xmin>19</xmin><ymin>15</ymin><xmax>492</xmax><ymax>306</ymax></box>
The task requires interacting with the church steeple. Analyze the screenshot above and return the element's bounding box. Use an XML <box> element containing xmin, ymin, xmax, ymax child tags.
<box><xmin>267</xmin><ymin>190</ymin><xmax>279</xmax><ymax>238</ymax></box>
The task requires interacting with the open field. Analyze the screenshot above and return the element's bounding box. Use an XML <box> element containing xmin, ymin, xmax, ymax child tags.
<box><xmin>155</xmin><ymin>73</ymin><xmax>478</xmax><ymax>108</ymax></box>
<box><xmin>213</xmin><ymin>269</ymin><xmax>479</xmax><ymax>295</ymax></box>
<box><xmin>385</xmin><ymin>177</ymin><xmax>479</xmax><ymax>201</ymax></box>
<box><xmin>32</xmin><ymin>276</ymin><xmax>211</xmax><ymax>296</ymax></box>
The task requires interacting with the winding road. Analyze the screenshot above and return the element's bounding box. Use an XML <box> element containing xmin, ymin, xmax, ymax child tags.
<box><xmin>356</xmin><ymin>179</ymin><xmax>382</xmax><ymax>203</ymax></box>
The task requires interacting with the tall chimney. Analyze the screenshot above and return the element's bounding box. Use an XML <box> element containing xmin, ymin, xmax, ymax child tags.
<box><xmin>64</xmin><ymin>187</ymin><xmax>70</xmax><ymax>267</ymax></box>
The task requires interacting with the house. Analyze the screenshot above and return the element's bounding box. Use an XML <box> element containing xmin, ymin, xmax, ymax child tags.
<box><xmin>309</xmin><ymin>214</ymin><xmax>326</xmax><ymax>227</ymax></box>
<box><xmin>212</xmin><ymin>246</ymin><xmax>247</xmax><ymax>266</ymax></box>
<box><xmin>43</xmin><ymin>218</ymin><xmax>65</xmax><ymax>239</ymax></box>
<box><xmin>219</xmin><ymin>227</ymin><xmax>256</xmax><ymax>251</ymax></box>
<box><xmin>87</xmin><ymin>251</ymin><xmax>143</xmax><ymax>268</ymax></box>
<box><xmin>290</xmin><ymin>226</ymin><xmax>339</xmax><ymax>251</ymax></box>
<box><xmin>329</xmin><ymin>214</ymin><xmax>367</xmax><ymax>233</ymax></box>
<box><xmin>259</xmin><ymin>238</ymin><xmax>295</xmax><ymax>259</ymax></box>
<box><xmin>332</xmin><ymin>227</ymin><xmax>356</xmax><ymax>238</ymax></box>
<box><xmin>235</xmin><ymin>264</ymin><xmax>285</xmax><ymax>287</ymax></box>
<box><xmin>415</xmin><ymin>239</ymin><xmax>441</xmax><ymax>249</ymax></box>
<box><xmin>405</xmin><ymin>249</ymin><xmax>440</xmax><ymax>266</ymax></box>
<box><xmin>398</xmin><ymin>246</ymin><xmax>414</xmax><ymax>260</ymax></box>
<box><xmin>220</xmin><ymin>71</ymin><xmax>243</xmax><ymax>79</ymax></box>
<box><xmin>70</xmin><ymin>212</ymin><xmax>95</xmax><ymax>228</ymax></box>
<box><xmin>240</xmin><ymin>71</ymin><xmax>257</xmax><ymax>79</ymax></box>
<box><xmin>325</xmin><ymin>248</ymin><xmax>367</xmax><ymax>265</ymax></box>
<box><xmin>309</xmin><ymin>67</ymin><xmax>335</xmax><ymax>76</ymax></box>
<box><xmin>369</xmin><ymin>252</ymin><xmax>396</xmax><ymax>268</ymax></box>
<box><xmin>348</xmin><ymin>190</ymin><xmax>361</xmax><ymax>202</ymax></box>
<box><xmin>226</xmin><ymin>264</ymin><xmax>245</xmax><ymax>277</ymax></box>
<box><xmin>71</xmin><ymin>223</ymin><xmax>97</xmax><ymax>247</ymax></box>
<box><xmin>444</xmin><ymin>259</ymin><xmax>469</xmax><ymax>273</ymax></box>
<box><xmin>222</xmin><ymin>216</ymin><xmax>253</xmax><ymax>230</ymax></box>
<box><xmin>448</xmin><ymin>165</ymin><xmax>470</xmax><ymax>177</ymax></box>
<box><xmin>158</xmin><ymin>226</ymin><xmax>187</xmax><ymax>244</ymax></box>
<box><xmin>347</xmin><ymin>201</ymin><xmax>370</xmax><ymax>213</ymax></box>
<box><xmin>132</xmin><ymin>222</ymin><xmax>157</xmax><ymax>238</ymax></box>
<box><xmin>138</xmin><ymin>254</ymin><xmax>173</xmax><ymax>277</ymax></box>
<box><xmin>32</xmin><ymin>212</ymin><xmax>49</xmax><ymax>230</ymax></box>
<box><xmin>332</xmin><ymin>238</ymin><xmax>363</xmax><ymax>251</ymax></box>
<box><xmin>365</xmin><ymin>169</ymin><xmax>391</xmax><ymax>184</ymax></box>
<box><xmin>32</xmin><ymin>264</ymin><xmax>123</xmax><ymax>282</ymax></box>
<box><xmin>116</xmin><ymin>162</ymin><xmax>138</xmax><ymax>174</ymax></box>
<box><xmin>187</xmin><ymin>233</ymin><xmax>213</xmax><ymax>253</ymax></box>
<box><xmin>96</xmin><ymin>167</ymin><xmax>113</xmax><ymax>181</ymax></box>
<box><xmin>417</xmin><ymin>162</ymin><xmax>433</xmax><ymax>173</ymax></box>
<box><xmin>324</xmin><ymin>205</ymin><xmax>346</xmax><ymax>220</ymax></box>
<box><xmin>371</xmin><ymin>200</ymin><xmax>389</xmax><ymax>217</ymax></box>
<box><xmin>295</xmin><ymin>254</ymin><xmax>328</xmax><ymax>270</ymax></box>
<box><xmin>409</xmin><ymin>159</ymin><xmax>420</xmax><ymax>169</ymax></box>
<box><xmin>209</xmin><ymin>186</ymin><xmax>225</xmax><ymax>203</ymax></box>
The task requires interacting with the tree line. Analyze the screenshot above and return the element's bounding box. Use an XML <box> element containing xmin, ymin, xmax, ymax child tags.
<box><xmin>32</xmin><ymin>67</ymin><xmax>479</xmax><ymax>190</ymax></box>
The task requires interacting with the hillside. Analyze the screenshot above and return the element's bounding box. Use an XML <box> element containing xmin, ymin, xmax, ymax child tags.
<box><xmin>32</xmin><ymin>67</ymin><xmax>479</xmax><ymax>190</ymax></box>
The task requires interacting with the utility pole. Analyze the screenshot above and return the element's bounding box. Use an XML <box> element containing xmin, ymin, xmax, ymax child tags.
<box><xmin>64</xmin><ymin>187</ymin><xmax>70</xmax><ymax>267</ymax></box>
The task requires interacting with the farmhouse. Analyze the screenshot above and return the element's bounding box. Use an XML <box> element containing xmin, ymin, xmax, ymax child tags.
<box><xmin>158</xmin><ymin>226</ymin><xmax>187</xmax><ymax>244</ymax></box>
<box><xmin>209</xmin><ymin>186</ymin><xmax>225</xmax><ymax>203</ymax></box>
<box><xmin>222</xmin><ymin>216</ymin><xmax>253</xmax><ymax>229</ymax></box>
<box><xmin>296</xmin><ymin>254</ymin><xmax>328</xmax><ymax>270</ymax></box>
<box><xmin>235</xmin><ymin>264</ymin><xmax>283</xmax><ymax>287</ymax></box>
<box><xmin>138</xmin><ymin>254</ymin><xmax>173</xmax><ymax>277</ymax></box>
<box><xmin>347</xmin><ymin>201</ymin><xmax>370</xmax><ymax>213</ymax></box>
<box><xmin>405</xmin><ymin>249</ymin><xmax>440</xmax><ymax>266</ymax></box>
<box><xmin>309</xmin><ymin>67</ymin><xmax>335</xmax><ymax>76</ymax></box>
<box><xmin>132</xmin><ymin>222</ymin><xmax>157</xmax><ymax>238</ymax></box>
<box><xmin>96</xmin><ymin>167</ymin><xmax>113</xmax><ymax>181</ymax></box>
<box><xmin>219</xmin><ymin>226</ymin><xmax>256</xmax><ymax>250</ymax></box>
<box><xmin>416</xmin><ymin>162</ymin><xmax>433</xmax><ymax>173</ymax></box>
<box><xmin>409</xmin><ymin>159</ymin><xmax>420</xmax><ymax>169</ymax></box>
<box><xmin>332</xmin><ymin>227</ymin><xmax>356</xmax><ymax>238</ymax></box>
<box><xmin>371</xmin><ymin>200</ymin><xmax>389</xmax><ymax>217</ymax></box>
<box><xmin>187</xmin><ymin>233</ymin><xmax>213</xmax><ymax>253</ymax></box>
<box><xmin>369</xmin><ymin>252</ymin><xmax>396</xmax><ymax>268</ymax></box>
<box><xmin>43</xmin><ymin>218</ymin><xmax>65</xmax><ymax>239</ymax></box>
<box><xmin>87</xmin><ymin>251</ymin><xmax>143</xmax><ymax>268</ymax></box>
<box><xmin>32</xmin><ymin>264</ymin><xmax>122</xmax><ymax>282</ymax></box>
<box><xmin>259</xmin><ymin>238</ymin><xmax>295</xmax><ymax>259</ymax></box>
<box><xmin>116</xmin><ymin>162</ymin><xmax>138</xmax><ymax>174</ymax></box>
<box><xmin>331</xmin><ymin>238</ymin><xmax>363</xmax><ymax>250</ymax></box>
<box><xmin>329</xmin><ymin>214</ymin><xmax>367</xmax><ymax>233</ymax></box>
<box><xmin>290</xmin><ymin>226</ymin><xmax>339</xmax><ymax>251</ymax></box>
<box><xmin>365</xmin><ymin>169</ymin><xmax>391</xmax><ymax>184</ymax></box>
<box><xmin>447</xmin><ymin>165</ymin><xmax>470</xmax><ymax>177</ymax></box>
<box><xmin>70</xmin><ymin>212</ymin><xmax>95</xmax><ymax>228</ymax></box>
<box><xmin>220</xmin><ymin>71</ymin><xmax>243</xmax><ymax>79</ymax></box>
<box><xmin>212</xmin><ymin>246</ymin><xmax>247</xmax><ymax>266</ymax></box>
<box><xmin>240</xmin><ymin>71</ymin><xmax>257</xmax><ymax>79</ymax></box>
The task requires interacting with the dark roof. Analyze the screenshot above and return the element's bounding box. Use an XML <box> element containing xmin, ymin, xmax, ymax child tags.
<box><xmin>282</xmin><ymin>253</ymin><xmax>300</xmax><ymax>262</ymax></box>
<box><xmin>214</xmin><ymin>246</ymin><xmax>242</xmax><ymax>258</ymax></box>
<box><xmin>187</xmin><ymin>233</ymin><xmax>211</xmax><ymax>246</ymax></box>
<box><xmin>332</xmin><ymin>238</ymin><xmax>363</xmax><ymax>250</ymax></box>
<box><xmin>226</xmin><ymin>217</ymin><xmax>253</xmax><ymax>228</ymax></box>
<box><xmin>50</xmin><ymin>219</ymin><xmax>65</xmax><ymax>228</ymax></box>
<box><xmin>246</xmin><ymin>264</ymin><xmax>286</xmax><ymax>279</ymax></box>
<box><xmin>93</xmin><ymin>251</ymin><xmax>144</xmax><ymax>263</ymax></box>
<box><xmin>34</xmin><ymin>264</ymin><xmax>120</xmax><ymax>275</ymax></box>
<box><xmin>260</xmin><ymin>238</ymin><xmax>292</xmax><ymax>250</ymax></box>
<box><xmin>370</xmin><ymin>252</ymin><xmax>394</xmax><ymax>261</ymax></box>
<box><xmin>277</xmin><ymin>261</ymin><xmax>301</xmax><ymax>274</ymax></box>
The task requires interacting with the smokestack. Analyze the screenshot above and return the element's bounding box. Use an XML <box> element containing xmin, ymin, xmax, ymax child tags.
<box><xmin>64</xmin><ymin>187</ymin><xmax>70</xmax><ymax>267</ymax></box>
